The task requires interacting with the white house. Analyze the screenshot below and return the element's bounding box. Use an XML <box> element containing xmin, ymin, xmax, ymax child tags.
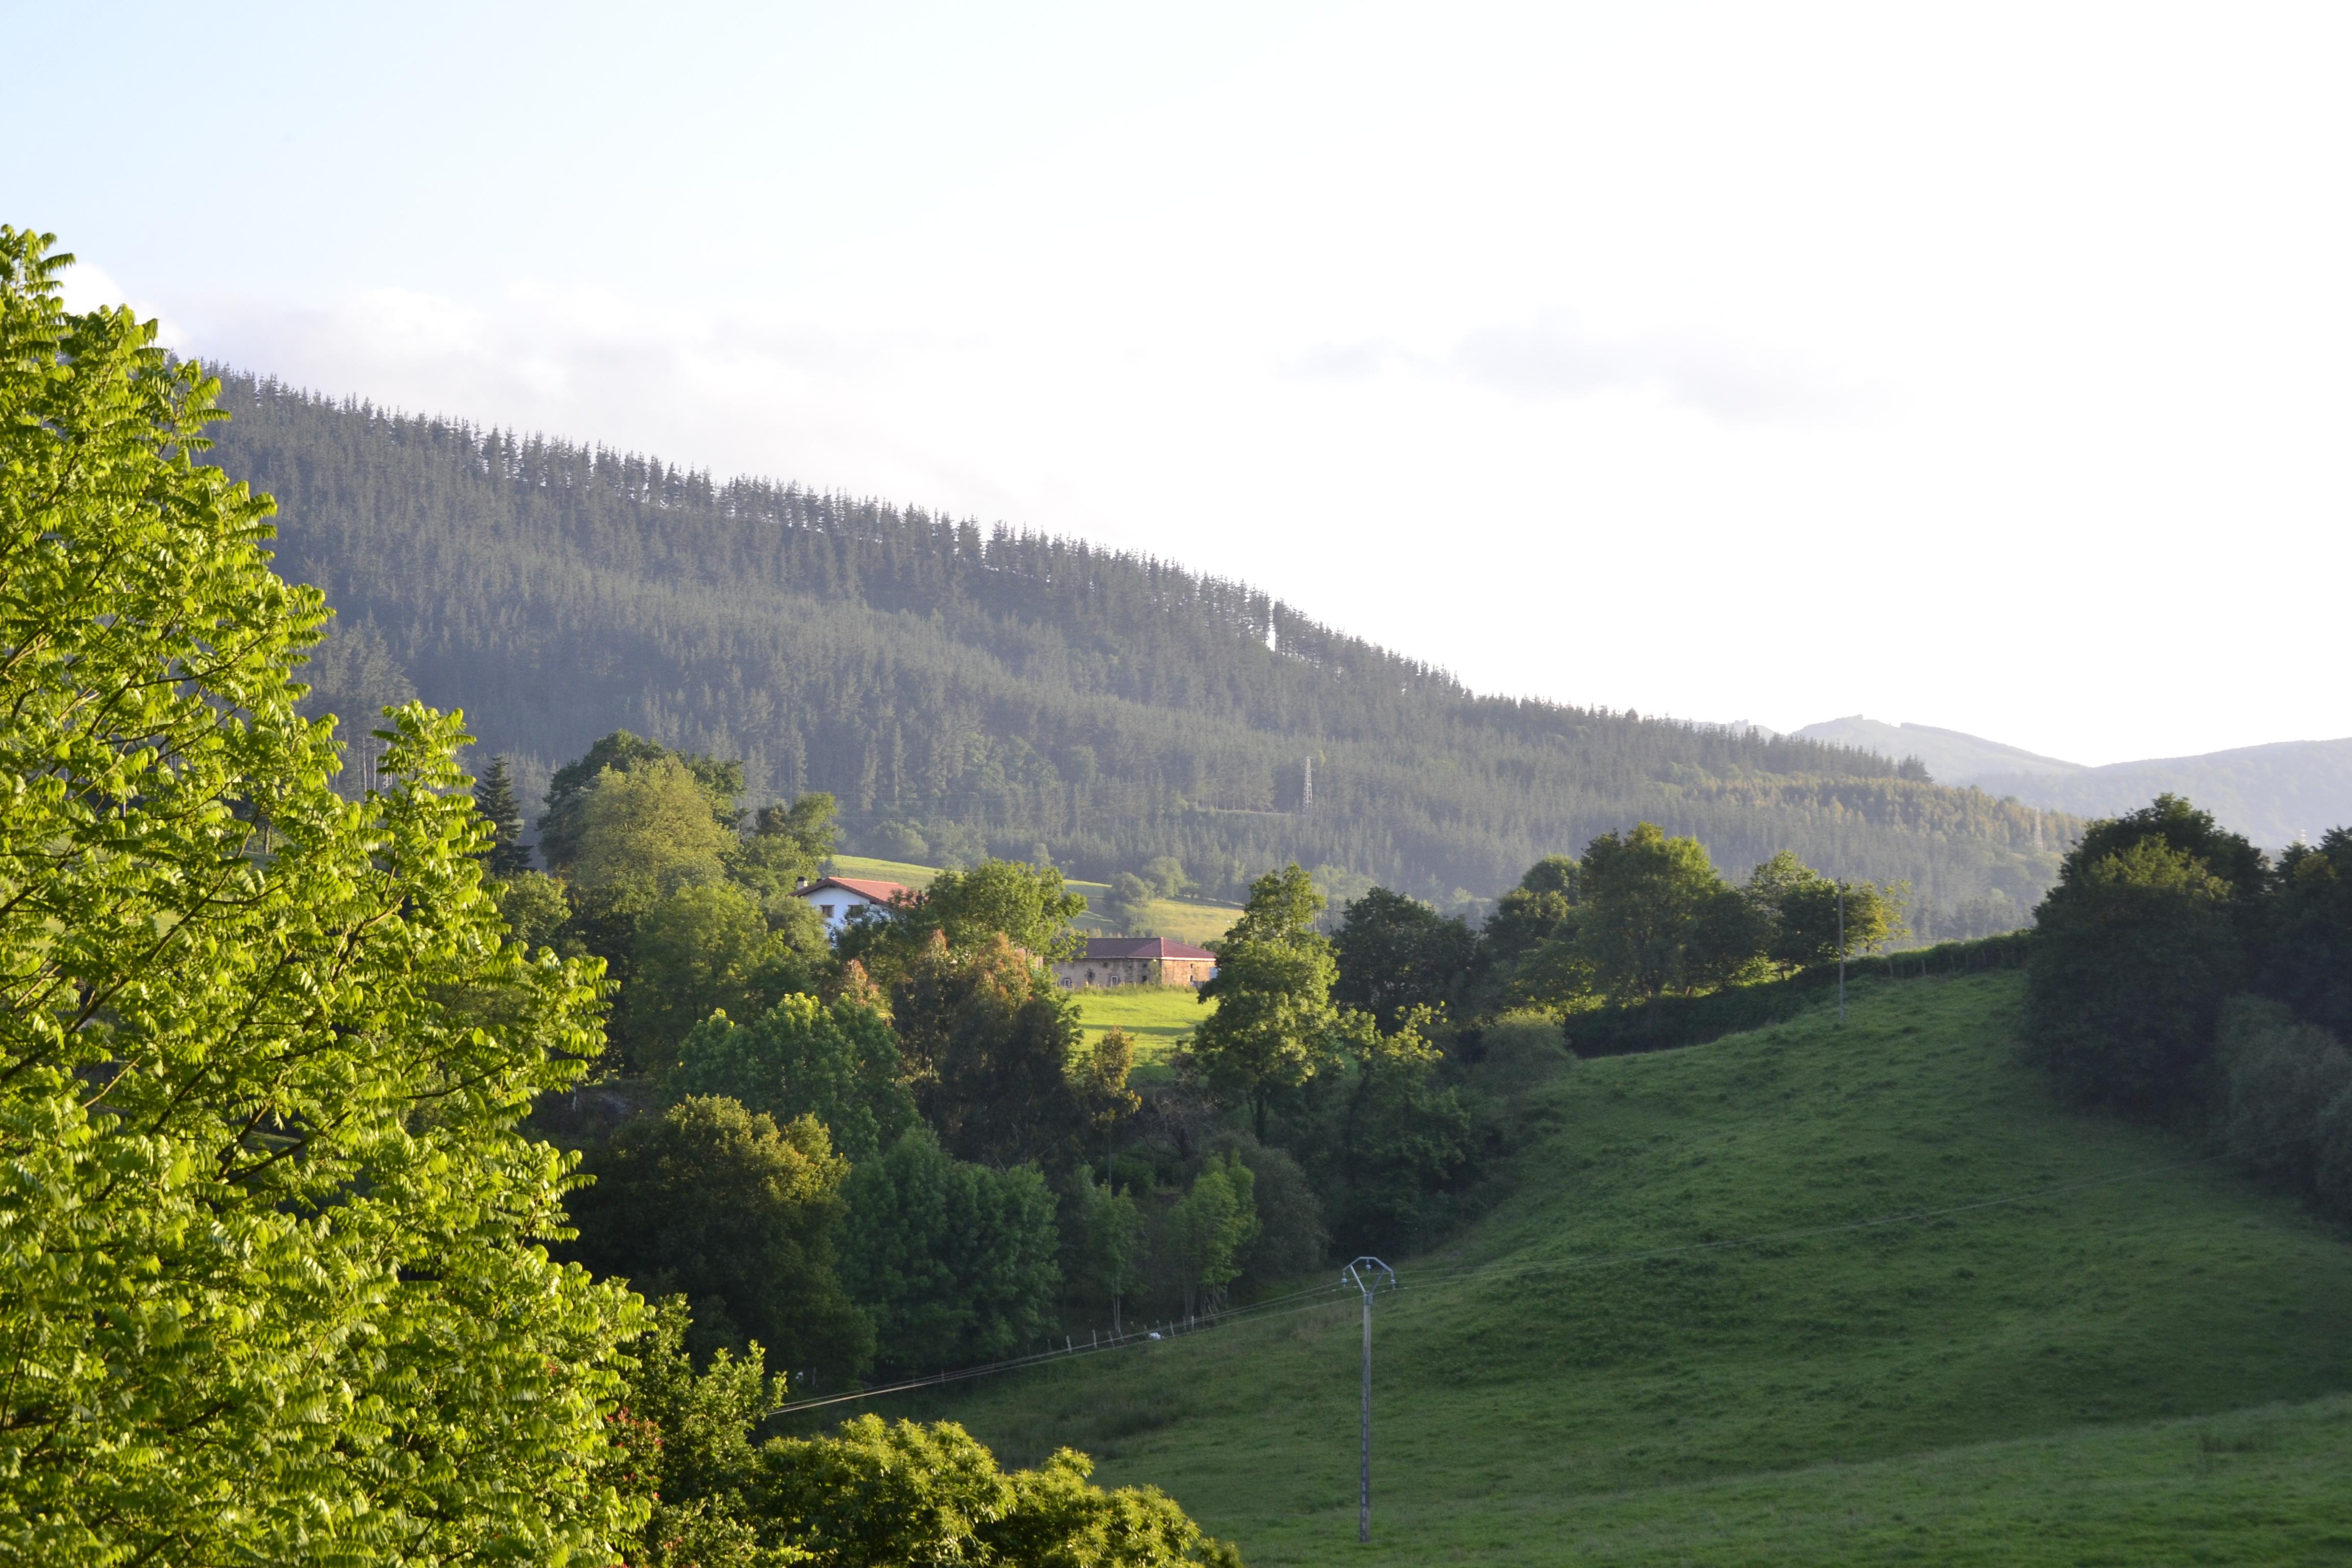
<box><xmin>792</xmin><ymin>875</ymin><xmax>911</xmax><ymax>940</ymax></box>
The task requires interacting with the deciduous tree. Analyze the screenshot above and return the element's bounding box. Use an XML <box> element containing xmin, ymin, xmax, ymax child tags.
<box><xmin>675</xmin><ymin>989</ymin><xmax>916</xmax><ymax>1162</ymax></box>
<box><xmin>838</xmin><ymin>1128</ymin><xmax>1062</xmax><ymax>1373</ymax></box>
<box><xmin>567</xmin><ymin>1097</ymin><xmax>873</xmax><ymax>1380</ymax></box>
<box><xmin>1193</xmin><ymin>865</ymin><xmax>1341</xmax><ymax>1138</ymax></box>
<box><xmin>0</xmin><ymin>228</ymin><xmax>641</xmax><ymax>1564</ymax></box>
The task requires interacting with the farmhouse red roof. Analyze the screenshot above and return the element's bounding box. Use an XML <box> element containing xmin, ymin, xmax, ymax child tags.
<box><xmin>794</xmin><ymin>876</ymin><xmax>910</xmax><ymax>904</ymax></box>
<box><xmin>1077</xmin><ymin>936</ymin><xmax>1215</xmax><ymax>962</ymax></box>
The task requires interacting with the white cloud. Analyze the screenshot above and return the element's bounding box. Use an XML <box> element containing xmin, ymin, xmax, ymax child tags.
<box><xmin>35</xmin><ymin>1</ymin><xmax>2352</xmax><ymax>767</ymax></box>
<box><xmin>1296</xmin><ymin>317</ymin><xmax>1869</xmax><ymax>424</ymax></box>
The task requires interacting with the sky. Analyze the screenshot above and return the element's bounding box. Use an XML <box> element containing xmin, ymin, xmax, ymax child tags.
<box><xmin>10</xmin><ymin>1</ymin><xmax>2349</xmax><ymax>766</ymax></box>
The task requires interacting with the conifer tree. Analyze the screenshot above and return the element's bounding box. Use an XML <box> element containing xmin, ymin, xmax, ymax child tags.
<box><xmin>473</xmin><ymin>751</ymin><xmax>533</xmax><ymax>875</ymax></box>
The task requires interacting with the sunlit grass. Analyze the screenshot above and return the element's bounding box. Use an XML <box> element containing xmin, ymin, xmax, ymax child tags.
<box><xmin>841</xmin><ymin>973</ymin><xmax>2352</xmax><ymax>1565</ymax></box>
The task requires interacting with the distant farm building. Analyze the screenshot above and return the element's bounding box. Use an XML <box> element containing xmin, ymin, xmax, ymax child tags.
<box><xmin>1054</xmin><ymin>936</ymin><xmax>1216</xmax><ymax>990</ymax></box>
<box><xmin>792</xmin><ymin>876</ymin><xmax>910</xmax><ymax>939</ymax></box>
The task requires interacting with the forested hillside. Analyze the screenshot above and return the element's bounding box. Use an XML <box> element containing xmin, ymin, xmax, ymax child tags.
<box><xmin>209</xmin><ymin>373</ymin><xmax>2069</xmax><ymax>935</ymax></box>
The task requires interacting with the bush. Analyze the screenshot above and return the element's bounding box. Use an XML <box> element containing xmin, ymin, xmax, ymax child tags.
<box><xmin>2217</xmin><ymin>997</ymin><xmax>2352</xmax><ymax>1210</ymax></box>
<box><xmin>753</xmin><ymin>1415</ymin><xmax>1243</xmax><ymax>1567</ymax></box>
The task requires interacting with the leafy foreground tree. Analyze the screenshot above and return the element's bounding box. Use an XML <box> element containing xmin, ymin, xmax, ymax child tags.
<box><xmin>0</xmin><ymin>230</ymin><xmax>643</xmax><ymax>1562</ymax></box>
<box><xmin>610</xmin><ymin>1297</ymin><xmax>1245</xmax><ymax>1567</ymax></box>
<box><xmin>755</xmin><ymin>1415</ymin><xmax>1243</xmax><ymax>1568</ymax></box>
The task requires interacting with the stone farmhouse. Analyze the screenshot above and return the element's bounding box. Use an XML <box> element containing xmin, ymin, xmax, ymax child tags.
<box><xmin>791</xmin><ymin>875</ymin><xmax>910</xmax><ymax>940</ymax></box>
<box><xmin>1052</xmin><ymin>936</ymin><xmax>1216</xmax><ymax>990</ymax></box>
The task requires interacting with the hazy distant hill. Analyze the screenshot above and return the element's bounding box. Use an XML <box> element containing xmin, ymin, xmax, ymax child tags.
<box><xmin>1797</xmin><ymin>717</ymin><xmax>2352</xmax><ymax>848</ymax></box>
<box><xmin>202</xmin><ymin>373</ymin><xmax>2074</xmax><ymax>935</ymax></box>
<box><xmin>1793</xmin><ymin>716</ymin><xmax>2084</xmax><ymax>787</ymax></box>
<box><xmin>1974</xmin><ymin>741</ymin><xmax>2352</xmax><ymax>849</ymax></box>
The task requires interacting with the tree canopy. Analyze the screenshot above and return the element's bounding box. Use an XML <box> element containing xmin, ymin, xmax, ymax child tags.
<box><xmin>0</xmin><ymin>227</ymin><xmax>641</xmax><ymax>1564</ymax></box>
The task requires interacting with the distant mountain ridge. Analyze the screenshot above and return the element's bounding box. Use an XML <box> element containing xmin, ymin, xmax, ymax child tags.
<box><xmin>200</xmin><ymin>373</ymin><xmax>2075</xmax><ymax>937</ymax></box>
<box><xmin>1796</xmin><ymin>717</ymin><xmax>2352</xmax><ymax>847</ymax></box>
<box><xmin>1792</xmin><ymin>717</ymin><xmax>2084</xmax><ymax>788</ymax></box>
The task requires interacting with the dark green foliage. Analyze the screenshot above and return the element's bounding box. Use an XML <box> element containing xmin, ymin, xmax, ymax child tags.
<box><xmin>566</xmin><ymin>1097</ymin><xmax>873</xmax><ymax>1381</ymax></box>
<box><xmin>2215</xmin><ymin>997</ymin><xmax>2352</xmax><ymax>1203</ymax></box>
<box><xmin>2257</xmin><ymin>827</ymin><xmax>2352</xmax><ymax>1038</ymax></box>
<box><xmin>1317</xmin><ymin>1011</ymin><xmax>1475</xmax><ymax>1250</ymax></box>
<box><xmin>2068</xmin><ymin>793</ymin><xmax>2268</xmax><ymax>901</ymax></box>
<box><xmin>1332</xmin><ymin>887</ymin><xmax>1478</xmax><ymax>1031</ymax></box>
<box><xmin>1062</xmin><ymin>1169</ymin><xmax>1147</xmax><ymax>1328</ymax></box>
<box><xmin>839</xmin><ymin>1128</ymin><xmax>1062</xmax><ymax>1375</ymax></box>
<box><xmin>673</xmin><ymin>990</ymin><xmax>916</xmax><ymax>1163</ymax></box>
<box><xmin>2023</xmin><ymin>797</ymin><xmax>2255</xmax><ymax>1109</ymax></box>
<box><xmin>1166</xmin><ymin>1154</ymin><xmax>1260</xmax><ymax>1315</ymax></box>
<box><xmin>1743</xmin><ymin>848</ymin><xmax>1899</xmax><ymax>971</ymax></box>
<box><xmin>731</xmin><ymin>793</ymin><xmax>841</xmax><ymax>910</ymax></box>
<box><xmin>892</xmin><ymin>934</ymin><xmax>1093</xmax><ymax>1170</ymax></box>
<box><xmin>473</xmin><ymin>753</ymin><xmax>532</xmax><ymax>876</ymax></box>
<box><xmin>494</xmin><ymin>868</ymin><xmax>573</xmax><ymax>949</ymax></box>
<box><xmin>1474</xmin><ymin>855</ymin><xmax>1585</xmax><ymax>1012</ymax></box>
<box><xmin>1106</xmin><ymin>871</ymin><xmax>1157</xmax><ymax>932</ymax></box>
<box><xmin>1574</xmin><ymin>823</ymin><xmax>1761</xmax><ymax>1000</ymax></box>
<box><xmin>208</xmin><ymin>376</ymin><xmax>2068</xmax><ymax>924</ymax></box>
<box><xmin>1219</xmin><ymin>1138</ymin><xmax>1328</xmax><ymax>1281</ymax></box>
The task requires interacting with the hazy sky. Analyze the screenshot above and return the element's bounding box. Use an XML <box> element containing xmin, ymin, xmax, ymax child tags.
<box><xmin>12</xmin><ymin>2</ymin><xmax>2348</xmax><ymax>765</ymax></box>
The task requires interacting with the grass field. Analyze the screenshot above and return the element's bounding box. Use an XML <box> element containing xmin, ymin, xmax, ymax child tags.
<box><xmin>823</xmin><ymin>852</ymin><xmax>942</xmax><ymax>890</ymax></box>
<box><xmin>1071</xmin><ymin>985</ymin><xmax>1210</xmax><ymax>1080</ymax></box>
<box><xmin>816</xmin><ymin>972</ymin><xmax>2352</xmax><ymax>1564</ymax></box>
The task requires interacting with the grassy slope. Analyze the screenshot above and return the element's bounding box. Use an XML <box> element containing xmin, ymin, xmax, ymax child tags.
<box><xmin>856</xmin><ymin>973</ymin><xmax>2352</xmax><ymax>1564</ymax></box>
<box><xmin>1072</xmin><ymin>986</ymin><xmax>1209</xmax><ymax>1082</ymax></box>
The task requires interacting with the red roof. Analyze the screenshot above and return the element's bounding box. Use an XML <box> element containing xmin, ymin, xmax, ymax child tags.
<box><xmin>794</xmin><ymin>876</ymin><xmax>911</xmax><ymax>904</ymax></box>
<box><xmin>1076</xmin><ymin>936</ymin><xmax>1215</xmax><ymax>962</ymax></box>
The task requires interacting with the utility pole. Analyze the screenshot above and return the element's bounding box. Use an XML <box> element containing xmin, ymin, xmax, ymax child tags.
<box><xmin>1342</xmin><ymin>1258</ymin><xmax>1395</xmax><ymax>1544</ymax></box>
<box><xmin>1837</xmin><ymin>880</ymin><xmax>1847</xmax><ymax>1025</ymax></box>
<box><xmin>1302</xmin><ymin>755</ymin><xmax>1313</xmax><ymax>812</ymax></box>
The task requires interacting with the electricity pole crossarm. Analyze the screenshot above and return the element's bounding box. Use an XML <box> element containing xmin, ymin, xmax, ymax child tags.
<box><xmin>1341</xmin><ymin>1257</ymin><xmax>1397</xmax><ymax>1545</ymax></box>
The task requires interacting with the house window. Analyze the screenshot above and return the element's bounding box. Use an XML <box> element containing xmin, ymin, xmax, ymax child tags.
<box><xmin>819</xmin><ymin>904</ymin><xmax>836</xmax><ymax>919</ymax></box>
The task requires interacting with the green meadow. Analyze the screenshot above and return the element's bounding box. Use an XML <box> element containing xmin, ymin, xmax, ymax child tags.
<box><xmin>1072</xmin><ymin>985</ymin><xmax>1210</xmax><ymax>1081</ymax></box>
<box><xmin>834</xmin><ymin>972</ymin><xmax>2352</xmax><ymax>1565</ymax></box>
